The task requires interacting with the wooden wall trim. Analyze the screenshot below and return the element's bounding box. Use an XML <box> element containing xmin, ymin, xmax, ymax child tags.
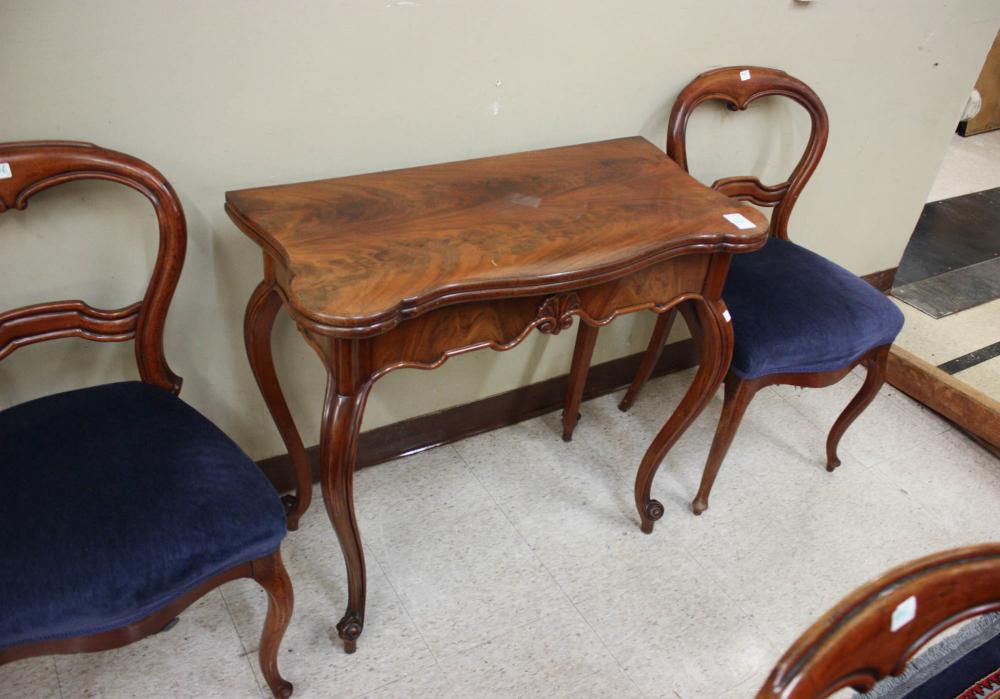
<box><xmin>886</xmin><ymin>346</ymin><xmax>1000</xmax><ymax>451</ymax></box>
<box><xmin>256</xmin><ymin>264</ymin><xmax>898</xmax><ymax>491</ymax></box>
<box><xmin>257</xmin><ymin>338</ymin><xmax>697</xmax><ymax>491</ymax></box>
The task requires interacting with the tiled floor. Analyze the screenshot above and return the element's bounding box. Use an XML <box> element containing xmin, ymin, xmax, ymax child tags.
<box><xmin>3</xmin><ymin>369</ymin><xmax>998</xmax><ymax>698</ymax></box>
<box><xmin>926</xmin><ymin>130</ymin><xmax>1000</xmax><ymax>203</ymax></box>
<box><xmin>896</xmin><ymin>130</ymin><xmax>1000</xmax><ymax>399</ymax></box>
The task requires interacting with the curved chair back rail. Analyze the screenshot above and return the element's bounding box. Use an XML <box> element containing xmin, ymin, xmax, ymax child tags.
<box><xmin>0</xmin><ymin>140</ymin><xmax>186</xmax><ymax>393</ymax></box>
<box><xmin>759</xmin><ymin>543</ymin><xmax>1000</xmax><ymax>699</ymax></box>
<box><xmin>666</xmin><ymin>66</ymin><xmax>829</xmax><ymax>240</ymax></box>
<box><xmin>594</xmin><ymin>66</ymin><xmax>902</xmax><ymax>528</ymax></box>
<box><xmin>0</xmin><ymin>140</ymin><xmax>292</xmax><ymax>697</ymax></box>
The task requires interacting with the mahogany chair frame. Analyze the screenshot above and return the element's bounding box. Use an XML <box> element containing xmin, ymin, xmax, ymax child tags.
<box><xmin>759</xmin><ymin>543</ymin><xmax>1000</xmax><ymax>698</ymax></box>
<box><xmin>0</xmin><ymin>141</ymin><xmax>293</xmax><ymax>698</ymax></box>
<box><xmin>609</xmin><ymin>66</ymin><xmax>891</xmax><ymax>515</ymax></box>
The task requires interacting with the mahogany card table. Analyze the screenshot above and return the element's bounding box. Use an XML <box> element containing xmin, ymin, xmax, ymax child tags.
<box><xmin>226</xmin><ymin>136</ymin><xmax>768</xmax><ymax>653</ymax></box>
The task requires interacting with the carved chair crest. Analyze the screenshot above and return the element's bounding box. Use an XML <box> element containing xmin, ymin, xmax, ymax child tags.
<box><xmin>0</xmin><ymin>141</ymin><xmax>186</xmax><ymax>393</ymax></box>
<box><xmin>666</xmin><ymin>66</ymin><xmax>829</xmax><ymax>240</ymax></box>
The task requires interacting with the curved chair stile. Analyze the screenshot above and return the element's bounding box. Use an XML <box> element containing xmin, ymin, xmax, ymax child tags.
<box><xmin>758</xmin><ymin>544</ymin><xmax>1000</xmax><ymax>699</ymax></box>
<box><xmin>0</xmin><ymin>141</ymin><xmax>294</xmax><ymax>698</ymax></box>
<box><xmin>607</xmin><ymin>67</ymin><xmax>903</xmax><ymax>518</ymax></box>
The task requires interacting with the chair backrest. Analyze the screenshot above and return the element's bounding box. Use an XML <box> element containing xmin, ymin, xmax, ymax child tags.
<box><xmin>758</xmin><ymin>543</ymin><xmax>1000</xmax><ymax>698</ymax></box>
<box><xmin>666</xmin><ymin>66</ymin><xmax>829</xmax><ymax>241</ymax></box>
<box><xmin>0</xmin><ymin>141</ymin><xmax>186</xmax><ymax>393</ymax></box>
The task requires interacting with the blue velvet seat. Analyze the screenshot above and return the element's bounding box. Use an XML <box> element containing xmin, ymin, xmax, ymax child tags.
<box><xmin>725</xmin><ymin>237</ymin><xmax>904</xmax><ymax>379</ymax></box>
<box><xmin>0</xmin><ymin>381</ymin><xmax>287</xmax><ymax>651</ymax></box>
<box><xmin>0</xmin><ymin>141</ymin><xmax>293</xmax><ymax>696</ymax></box>
<box><xmin>601</xmin><ymin>67</ymin><xmax>907</xmax><ymax>522</ymax></box>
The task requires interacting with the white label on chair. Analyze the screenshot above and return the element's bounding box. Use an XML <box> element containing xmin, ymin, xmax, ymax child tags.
<box><xmin>891</xmin><ymin>595</ymin><xmax>917</xmax><ymax>632</ymax></box>
<box><xmin>723</xmin><ymin>309</ymin><xmax>732</xmax><ymax>322</ymax></box>
<box><xmin>724</xmin><ymin>212</ymin><xmax>755</xmax><ymax>230</ymax></box>
<box><xmin>740</xmin><ymin>69</ymin><xmax>751</xmax><ymax>81</ymax></box>
<box><xmin>0</xmin><ymin>163</ymin><xmax>11</xmax><ymax>179</ymax></box>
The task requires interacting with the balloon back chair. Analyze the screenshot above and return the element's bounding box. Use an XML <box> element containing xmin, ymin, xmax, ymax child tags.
<box><xmin>758</xmin><ymin>543</ymin><xmax>1000</xmax><ymax>698</ymax></box>
<box><xmin>0</xmin><ymin>141</ymin><xmax>293</xmax><ymax>697</ymax></box>
<box><xmin>563</xmin><ymin>66</ymin><xmax>903</xmax><ymax>520</ymax></box>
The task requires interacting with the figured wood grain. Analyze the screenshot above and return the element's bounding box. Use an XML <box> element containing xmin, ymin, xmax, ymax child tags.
<box><xmin>226</xmin><ymin>137</ymin><xmax>766</xmax><ymax>336</ymax></box>
<box><xmin>235</xmin><ymin>136</ymin><xmax>767</xmax><ymax>652</ymax></box>
<box><xmin>367</xmin><ymin>254</ymin><xmax>710</xmax><ymax>377</ymax></box>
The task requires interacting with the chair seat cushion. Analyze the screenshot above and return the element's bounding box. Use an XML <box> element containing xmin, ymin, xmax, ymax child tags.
<box><xmin>0</xmin><ymin>381</ymin><xmax>286</xmax><ymax>650</ymax></box>
<box><xmin>724</xmin><ymin>237</ymin><xmax>904</xmax><ymax>379</ymax></box>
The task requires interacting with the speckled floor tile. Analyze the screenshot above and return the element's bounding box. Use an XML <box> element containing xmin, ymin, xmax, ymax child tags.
<box><xmin>361</xmin><ymin>663</ymin><xmax>453</xmax><ymax>699</ymax></box>
<box><xmin>869</xmin><ymin>427</ymin><xmax>1000</xmax><ymax>542</ymax></box>
<box><xmin>955</xmin><ymin>355</ymin><xmax>1000</xmax><ymax>397</ymax></box>
<box><xmin>927</xmin><ymin>130</ymin><xmax>1000</xmax><ymax>202</ymax></box>
<box><xmin>53</xmin><ymin>590</ymin><xmax>260</xmax><ymax>699</ymax></box>
<box><xmin>893</xmin><ymin>297</ymin><xmax>1000</xmax><ymax>369</ymax></box>
<box><xmin>570</xmin><ymin>550</ymin><xmax>776</xmax><ymax>698</ymax></box>
<box><xmin>432</xmin><ymin>596</ymin><xmax>636</xmax><ymax>698</ymax></box>
<box><xmin>567</xmin><ymin>369</ymin><xmax>852</xmax><ymax>520</ymax></box>
<box><xmin>769</xmin><ymin>369</ymin><xmax>952</xmax><ymax>468</ymax></box>
<box><xmin>0</xmin><ymin>656</ymin><xmax>61</xmax><ymax>699</ymax></box>
<box><xmin>8</xmin><ymin>364</ymin><xmax>997</xmax><ymax>699</ymax></box>
<box><xmin>221</xmin><ymin>482</ymin><xmax>435</xmax><ymax>697</ymax></box>
<box><xmin>369</xmin><ymin>500</ymin><xmax>568</xmax><ymax>658</ymax></box>
<box><xmin>658</xmin><ymin>453</ymin><xmax>958</xmax><ymax>653</ymax></box>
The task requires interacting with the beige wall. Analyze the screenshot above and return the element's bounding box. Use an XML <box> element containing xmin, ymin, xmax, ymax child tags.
<box><xmin>2</xmin><ymin>1</ymin><xmax>998</xmax><ymax>459</ymax></box>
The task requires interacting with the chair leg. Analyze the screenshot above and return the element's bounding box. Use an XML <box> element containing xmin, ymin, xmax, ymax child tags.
<box><xmin>562</xmin><ymin>322</ymin><xmax>599</xmax><ymax>441</ymax></box>
<box><xmin>825</xmin><ymin>345</ymin><xmax>890</xmax><ymax>472</ymax></box>
<box><xmin>692</xmin><ymin>374</ymin><xmax>760</xmax><ymax>515</ymax></box>
<box><xmin>253</xmin><ymin>552</ymin><xmax>294</xmax><ymax>699</ymax></box>
<box><xmin>619</xmin><ymin>308</ymin><xmax>678</xmax><ymax>412</ymax></box>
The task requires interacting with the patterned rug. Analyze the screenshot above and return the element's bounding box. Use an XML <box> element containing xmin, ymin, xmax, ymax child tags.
<box><xmin>857</xmin><ymin>613</ymin><xmax>1000</xmax><ymax>698</ymax></box>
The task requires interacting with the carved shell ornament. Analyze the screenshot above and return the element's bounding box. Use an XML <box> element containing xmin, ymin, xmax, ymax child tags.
<box><xmin>535</xmin><ymin>292</ymin><xmax>581</xmax><ymax>335</ymax></box>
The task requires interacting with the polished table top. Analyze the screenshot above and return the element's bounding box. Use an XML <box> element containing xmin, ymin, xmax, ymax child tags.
<box><xmin>230</xmin><ymin>135</ymin><xmax>770</xmax><ymax>653</ymax></box>
<box><xmin>226</xmin><ymin>137</ymin><xmax>767</xmax><ymax>336</ymax></box>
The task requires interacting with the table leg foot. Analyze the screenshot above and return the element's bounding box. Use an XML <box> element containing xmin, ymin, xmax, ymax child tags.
<box><xmin>337</xmin><ymin>613</ymin><xmax>363</xmax><ymax>654</ymax></box>
<box><xmin>318</xmin><ymin>366</ymin><xmax>372</xmax><ymax>658</ymax></box>
<box><xmin>280</xmin><ymin>494</ymin><xmax>302</xmax><ymax>531</ymax></box>
<box><xmin>640</xmin><ymin>499</ymin><xmax>664</xmax><ymax>533</ymax></box>
<box><xmin>633</xmin><ymin>296</ymin><xmax>733</xmax><ymax>533</ymax></box>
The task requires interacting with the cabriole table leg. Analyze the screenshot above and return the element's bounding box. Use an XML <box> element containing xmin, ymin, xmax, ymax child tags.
<box><xmin>318</xmin><ymin>358</ymin><xmax>373</xmax><ymax>653</ymax></box>
<box><xmin>633</xmin><ymin>295</ymin><xmax>734</xmax><ymax>533</ymax></box>
<box><xmin>245</xmin><ymin>278</ymin><xmax>313</xmax><ymax>530</ymax></box>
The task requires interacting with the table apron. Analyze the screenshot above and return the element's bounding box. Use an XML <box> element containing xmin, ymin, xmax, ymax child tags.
<box><xmin>356</xmin><ymin>253</ymin><xmax>713</xmax><ymax>379</ymax></box>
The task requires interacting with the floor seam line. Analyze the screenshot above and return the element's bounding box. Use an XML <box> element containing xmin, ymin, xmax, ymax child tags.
<box><xmin>219</xmin><ymin>588</ymin><xmax>268</xmax><ymax>697</ymax></box>
<box><xmin>53</xmin><ymin>657</ymin><xmax>65</xmax><ymax>699</ymax></box>
<box><xmin>452</xmin><ymin>432</ymin><xmax>637</xmax><ymax>681</ymax></box>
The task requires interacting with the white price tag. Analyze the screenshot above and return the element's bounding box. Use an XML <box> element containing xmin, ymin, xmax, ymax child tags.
<box><xmin>739</xmin><ymin>69</ymin><xmax>751</xmax><ymax>81</ymax></box>
<box><xmin>724</xmin><ymin>212</ymin><xmax>755</xmax><ymax>230</ymax></box>
<box><xmin>722</xmin><ymin>309</ymin><xmax>732</xmax><ymax>322</ymax></box>
<box><xmin>891</xmin><ymin>596</ymin><xmax>917</xmax><ymax>632</ymax></box>
<box><xmin>0</xmin><ymin>163</ymin><xmax>11</xmax><ymax>179</ymax></box>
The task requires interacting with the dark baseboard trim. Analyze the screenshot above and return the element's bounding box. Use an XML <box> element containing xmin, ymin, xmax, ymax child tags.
<box><xmin>257</xmin><ymin>338</ymin><xmax>698</xmax><ymax>492</ymax></box>
<box><xmin>862</xmin><ymin>267</ymin><xmax>898</xmax><ymax>293</ymax></box>
<box><xmin>257</xmin><ymin>265</ymin><xmax>897</xmax><ymax>491</ymax></box>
